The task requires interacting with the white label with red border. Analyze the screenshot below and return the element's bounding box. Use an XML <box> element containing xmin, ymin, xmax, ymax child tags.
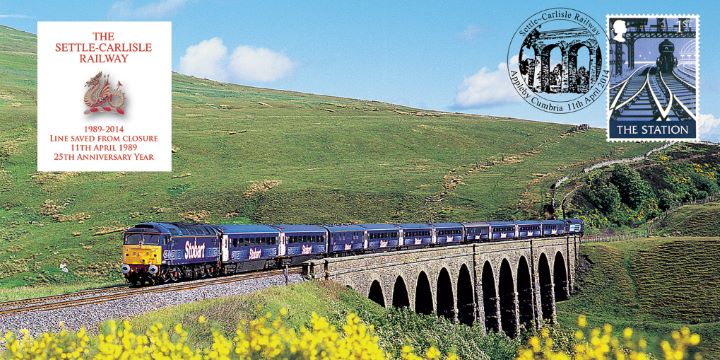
<box><xmin>37</xmin><ymin>22</ymin><xmax>172</xmax><ymax>171</ymax></box>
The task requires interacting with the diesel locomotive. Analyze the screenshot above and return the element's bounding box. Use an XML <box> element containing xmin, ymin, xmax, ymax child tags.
<box><xmin>121</xmin><ymin>218</ymin><xmax>584</xmax><ymax>286</ymax></box>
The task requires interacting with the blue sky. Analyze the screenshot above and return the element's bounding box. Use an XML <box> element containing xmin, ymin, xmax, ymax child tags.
<box><xmin>2</xmin><ymin>0</ymin><xmax>718</xmax><ymax>140</ymax></box>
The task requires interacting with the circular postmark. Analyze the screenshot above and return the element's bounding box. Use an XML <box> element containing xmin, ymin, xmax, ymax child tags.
<box><xmin>507</xmin><ymin>8</ymin><xmax>608</xmax><ymax>113</ymax></box>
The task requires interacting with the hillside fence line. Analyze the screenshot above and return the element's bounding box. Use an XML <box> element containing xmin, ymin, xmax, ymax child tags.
<box><xmin>579</xmin><ymin>192</ymin><xmax>719</xmax><ymax>243</ymax></box>
<box><xmin>579</xmin><ymin>233</ymin><xmax>638</xmax><ymax>243</ymax></box>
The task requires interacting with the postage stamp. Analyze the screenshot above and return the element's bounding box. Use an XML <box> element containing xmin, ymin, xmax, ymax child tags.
<box><xmin>507</xmin><ymin>8</ymin><xmax>609</xmax><ymax>114</ymax></box>
<box><xmin>607</xmin><ymin>15</ymin><xmax>700</xmax><ymax>141</ymax></box>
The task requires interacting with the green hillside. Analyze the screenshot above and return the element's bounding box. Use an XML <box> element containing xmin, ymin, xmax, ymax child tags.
<box><xmin>0</xmin><ymin>24</ymin><xmax>659</xmax><ymax>287</ymax></box>
<box><xmin>653</xmin><ymin>201</ymin><xmax>720</xmax><ymax>237</ymax></box>
<box><xmin>560</xmin><ymin>143</ymin><xmax>720</xmax><ymax>233</ymax></box>
<box><xmin>557</xmin><ymin>237</ymin><xmax>720</xmax><ymax>356</ymax></box>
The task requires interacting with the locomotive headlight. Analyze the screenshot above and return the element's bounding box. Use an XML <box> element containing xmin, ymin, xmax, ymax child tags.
<box><xmin>121</xmin><ymin>264</ymin><xmax>131</xmax><ymax>274</ymax></box>
<box><xmin>148</xmin><ymin>265</ymin><xmax>159</xmax><ymax>275</ymax></box>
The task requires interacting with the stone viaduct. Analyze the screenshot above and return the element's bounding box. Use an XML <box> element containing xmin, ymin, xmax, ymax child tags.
<box><xmin>304</xmin><ymin>236</ymin><xmax>579</xmax><ymax>337</ymax></box>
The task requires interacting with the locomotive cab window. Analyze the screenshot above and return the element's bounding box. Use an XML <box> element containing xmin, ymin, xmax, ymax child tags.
<box><xmin>124</xmin><ymin>234</ymin><xmax>162</xmax><ymax>245</ymax></box>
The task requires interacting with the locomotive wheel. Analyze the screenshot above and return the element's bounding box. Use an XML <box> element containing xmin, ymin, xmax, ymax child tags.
<box><xmin>169</xmin><ymin>270</ymin><xmax>179</xmax><ymax>282</ymax></box>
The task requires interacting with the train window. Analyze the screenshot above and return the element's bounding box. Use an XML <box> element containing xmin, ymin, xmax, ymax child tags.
<box><xmin>124</xmin><ymin>234</ymin><xmax>162</xmax><ymax>245</ymax></box>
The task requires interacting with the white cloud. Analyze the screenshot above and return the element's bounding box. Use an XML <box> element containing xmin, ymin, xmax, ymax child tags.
<box><xmin>229</xmin><ymin>46</ymin><xmax>295</xmax><ymax>82</ymax></box>
<box><xmin>0</xmin><ymin>14</ymin><xmax>29</xmax><ymax>19</ymax></box>
<box><xmin>179</xmin><ymin>37</ymin><xmax>228</xmax><ymax>82</ymax></box>
<box><xmin>454</xmin><ymin>61</ymin><xmax>521</xmax><ymax>108</ymax></box>
<box><xmin>109</xmin><ymin>0</ymin><xmax>188</xmax><ymax>18</ymax></box>
<box><xmin>179</xmin><ymin>37</ymin><xmax>295</xmax><ymax>83</ymax></box>
<box><xmin>461</xmin><ymin>25</ymin><xmax>481</xmax><ymax>41</ymax></box>
<box><xmin>698</xmin><ymin>113</ymin><xmax>720</xmax><ymax>142</ymax></box>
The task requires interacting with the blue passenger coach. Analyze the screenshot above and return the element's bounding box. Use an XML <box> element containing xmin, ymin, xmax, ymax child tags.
<box><xmin>363</xmin><ymin>224</ymin><xmax>400</xmax><ymax>251</ymax></box>
<box><xmin>489</xmin><ymin>221</ymin><xmax>517</xmax><ymax>240</ymax></box>
<box><xmin>219</xmin><ymin>224</ymin><xmax>280</xmax><ymax>273</ymax></box>
<box><xmin>399</xmin><ymin>223</ymin><xmax>434</xmax><ymax>248</ymax></box>
<box><xmin>325</xmin><ymin>224</ymin><xmax>365</xmax><ymax>255</ymax></box>
<box><xmin>433</xmin><ymin>223</ymin><xmax>464</xmax><ymax>245</ymax></box>
<box><xmin>463</xmin><ymin>222</ymin><xmax>490</xmax><ymax>242</ymax></box>
<box><xmin>516</xmin><ymin>220</ymin><xmax>542</xmax><ymax>238</ymax></box>
<box><xmin>542</xmin><ymin>220</ymin><xmax>565</xmax><ymax>236</ymax></box>
<box><xmin>275</xmin><ymin>224</ymin><xmax>327</xmax><ymax>264</ymax></box>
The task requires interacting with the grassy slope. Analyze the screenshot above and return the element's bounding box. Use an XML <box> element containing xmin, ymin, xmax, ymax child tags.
<box><xmin>654</xmin><ymin>201</ymin><xmax>720</xmax><ymax>237</ymax></box>
<box><xmin>0</xmin><ymin>24</ymin><xmax>657</xmax><ymax>288</ymax></box>
<box><xmin>557</xmin><ymin>237</ymin><xmax>720</xmax><ymax>356</ymax></box>
<box><xmin>124</xmin><ymin>281</ymin><xmax>520</xmax><ymax>360</ymax></box>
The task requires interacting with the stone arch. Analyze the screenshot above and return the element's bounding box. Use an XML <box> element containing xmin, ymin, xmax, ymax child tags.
<box><xmin>554</xmin><ymin>251</ymin><xmax>569</xmax><ymax>302</ymax></box>
<box><xmin>457</xmin><ymin>263</ymin><xmax>475</xmax><ymax>326</ymax></box>
<box><xmin>368</xmin><ymin>280</ymin><xmax>385</xmax><ymax>307</ymax></box>
<box><xmin>538</xmin><ymin>253</ymin><xmax>555</xmax><ymax>322</ymax></box>
<box><xmin>392</xmin><ymin>276</ymin><xmax>410</xmax><ymax>308</ymax></box>
<box><xmin>415</xmin><ymin>271</ymin><xmax>434</xmax><ymax>315</ymax></box>
<box><xmin>517</xmin><ymin>256</ymin><xmax>534</xmax><ymax>330</ymax></box>
<box><xmin>481</xmin><ymin>261</ymin><xmax>500</xmax><ymax>332</ymax></box>
<box><xmin>568</xmin><ymin>42</ymin><xmax>591</xmax><ymax>92</ymax></box>
<box><xmin>437</xmin><ymin>268</ymin><xmax>455</xmax><ymax>321</ymax></box>
<box><xmin>540</xmin><ymin>44</ymin><xmax>565</xmax><ymax>92</ymax></box>
<box><xmin>519</xmin><ymin>46</ymin><xmax>539</xmax><ymax>88</ymax></box>
<box><xmin>499</xmin><ymin>259</ymin><xmax>518</xmax><ymax>338</ymax></box>
<box><xmin>594</xmin><ymin>46</ymin><xmax>602</xmax><ymax>79</ymax></box>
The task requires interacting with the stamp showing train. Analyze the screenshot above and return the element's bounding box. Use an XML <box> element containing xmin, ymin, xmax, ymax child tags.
<box><xmin>607</xmin><ymin>15</ymin><xmax>699</xmax><ymax>141</ymax></box>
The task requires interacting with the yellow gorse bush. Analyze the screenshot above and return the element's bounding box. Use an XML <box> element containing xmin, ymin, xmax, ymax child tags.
<box><xmin>1</xmin><ymin>310</ymin><xmax>455</xmax><ymax>360</ymax></box>
<box><xmin>516</xmin><ymin>314</ymin><xmax>702</xmax><ymax>360</ymax></box>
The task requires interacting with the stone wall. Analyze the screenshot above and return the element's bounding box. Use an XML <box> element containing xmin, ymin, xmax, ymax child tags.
<box><xmin>304</xmin><ymin>236</ymin><xmax>580</xmax><ymax>337</ymax></box>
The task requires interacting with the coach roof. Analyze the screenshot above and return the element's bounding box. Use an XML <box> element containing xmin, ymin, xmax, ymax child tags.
<box><xmin>488</xmin><ymin>221</ymin><xmax>516</xmax><ymax>227</ymax></box>
<box><xmin>433</xmin><ymin>222</ymin><xmax>463</xmax><ymax>228</ymax></box>
<box><xmin>272</xmin><ymin>224</ymin><xmax>327</xmax><ymax>232</ymax></box>
<box><xmin>218</xmin><ymin>224</ymin><xmax>279</xmax><ymax>234</ymax></box>
<box><xmin>515</xmin><ymin>220</ymin><xmax>542</xmax><ymax>225</ymax></box>
<box><xmin>325</xmin><ymin>224</ymin><xmax>366</xmax><ymax>232</ymax></box>
<box><xmin>463</xmin><ymin>221</ymin><xmax>490</xmax><ymax>227</ymax></box>
<box><xmin>397</xmin><ymin>223</ymin><xmax>433</xmax><ymax>229</ymax></box>
<box><xmin>360</xmin><ymin>223</ymin><xmax>401</xmax><ymax>231</ymax></box>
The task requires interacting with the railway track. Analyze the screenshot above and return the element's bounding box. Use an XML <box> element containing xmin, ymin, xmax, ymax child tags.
<box><xmin>0</xmin><ymin>284</ymin><xmax>129</xmax><ymax>310</ymax></box>
<box><xmin>609</xmin><ymin>65</ymin><xmax>696</xmax><ymax>122</ymax></box>
<box><xmin>0</xmin><ymin>268</ymin><xmax>300</xmax><ymax>317</ymax></box>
